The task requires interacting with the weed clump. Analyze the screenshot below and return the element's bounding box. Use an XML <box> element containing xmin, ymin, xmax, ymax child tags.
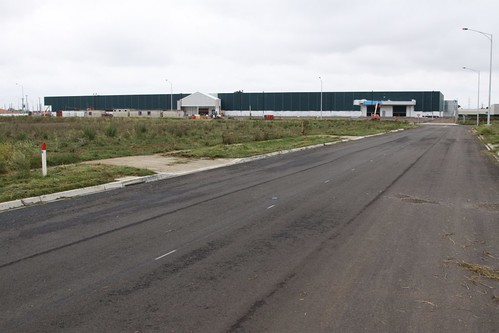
<box><xmin>222</xmin><ymin>131</ymin><xmax>236</xmax><ymax>145</ymax></box>
<box><xmin>0</xmin><ymin>142</ymin><xmax>37</xmax><ymax>175</ymax></box>
<box><xmin>83</xmin><ymin>127</ymin><xmax>96</xmax><ymax>140</ymax></box>
<box><xmin>105</xmin><ymin>124</ymin><xmax>118</xmax><ymax>138</ymax></box>
<box><xmin>135</xmin><ymin>122</ymin><xmax>148</xmax><ymax>137</ymax></box>
<box><xmin>9</xmin><ymin>151</ymin><xmax>31</xmax><ymax>177</ymax></box>
<box><xmin>479</xmin><ymin>127</ymin><xmax>493</xmax><ymax>136</ymax></box>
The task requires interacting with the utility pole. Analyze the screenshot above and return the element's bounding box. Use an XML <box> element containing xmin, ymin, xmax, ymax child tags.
<box><xmin>319</xmin><ymin>76</ymin><xmax>323</xmax><ymax>119</ymax></box>
<box><xmin>16</xmin><ymin>83</ymin><xmax>24</xmax><ymax>112</ymax></box>
<box><xmin>165</xmin><ymin>79</ymin><xmax>173</xmax><ymax>110</ymax></box>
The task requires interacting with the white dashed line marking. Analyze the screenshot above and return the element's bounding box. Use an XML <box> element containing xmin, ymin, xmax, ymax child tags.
<box><xmin>154</xmin><ymin>249</ymin><xmax>177</xmax><ymax>261</ymax></box>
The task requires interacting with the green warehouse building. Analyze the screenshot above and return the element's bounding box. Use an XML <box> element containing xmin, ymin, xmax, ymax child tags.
<box><xmin>44</xmin><ymin>90</ymin><xmax>445</xmax><ymax>118</ymax></box>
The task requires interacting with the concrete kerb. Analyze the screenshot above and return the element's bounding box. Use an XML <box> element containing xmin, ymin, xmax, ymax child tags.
<box><xmin>3</xmin><ymin>131</ymin><xmax>406</xmax><ymax>213</ymax></box>
<box><xmin>482</xmin><ymin>140</ymin><xmax>499</xmax><ymax>162</ymax></box>
<box><xmin>0</xmin><ymin>183</ymin><xmax>121</xmax><ymax>212</ymax></box>
<box><xmin>474</xmin><ymin>130</ymin><xmax>499</xmax><ymax>163</ymax></box>
<box><xmin>0</xmin><ymin>200</ymin><xmax>24</xmax><ymax>212</ymax></box>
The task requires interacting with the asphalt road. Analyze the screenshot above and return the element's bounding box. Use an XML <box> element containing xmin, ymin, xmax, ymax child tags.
<box><xmin>1</xmin><ymin>125</ymin><xmax>498</xmax><ymax>332</ymax></box>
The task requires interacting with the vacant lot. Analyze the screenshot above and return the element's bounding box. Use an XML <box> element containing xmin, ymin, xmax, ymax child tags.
<box><xmin>0</xmin><ymin>117</ymin><xmax>415</xmax><ymax>170</ymax></box>
<box><xmin>0</xmin><ymin>117</ymin><xmax>414</xmax><ymax>201</ymax></box>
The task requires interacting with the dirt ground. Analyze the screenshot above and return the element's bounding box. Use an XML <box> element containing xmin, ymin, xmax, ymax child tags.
<box><xmin>84</xmin><ymin>154</ymin><xmax>240</xmax><ymax>174</ymax></box>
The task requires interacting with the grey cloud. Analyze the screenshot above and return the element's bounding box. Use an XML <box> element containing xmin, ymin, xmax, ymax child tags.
<box><xmin>0</xmin><ymin>0</ymin><xmax>497</xmax><ymax>108</ymax></box>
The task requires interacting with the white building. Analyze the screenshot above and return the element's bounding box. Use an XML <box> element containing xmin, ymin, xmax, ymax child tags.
<box><xmin>354</xmin><ymin>99</ymin><xmax>418</xmax><ymax>117</ymax></box>
<box><xmin>178</xmin><ymin>92</ymin><xmax>221</xmax><ymax>117</ymax></box>
<box><xmin>444</xmin><ymin>100</ymin><xmax>459</xmax><ymax>117</ymax></box>
<box><xmin>458</xmin><ymin>104</ymin><xmax>499</xmax><ymax>116</ymax></box>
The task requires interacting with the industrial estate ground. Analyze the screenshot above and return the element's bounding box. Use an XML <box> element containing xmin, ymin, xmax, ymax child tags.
<box><xmin>0</xmin><ymin>117</ymin><xmax>498</xmax><ymax>332</ymax></box>
<box><xmin>0</xmin><ymin>116</ymin><xmax>424</xmax><ymax>203</ymax></box>
<box><xmin>0</xmin><ymin>116</ymin><xmax>497</xmax><ymax>205</ymax></box>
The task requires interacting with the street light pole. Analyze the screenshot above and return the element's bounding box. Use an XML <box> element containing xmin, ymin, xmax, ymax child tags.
<box><xmin>463</xmin><ymin>67</ymin><xmax>480</xmax><ymax>125</ymax></box>
<box><xmin>165</xmin><ymin>79</ymin><xmax>173</xmax><ymax>110</ymax></box>
<box><xmin>16</xmin><ymin>83</ymin><xmax>24</xmax><ymax>112</ymax></box>
<box><xmin>463</xmin><ymin>28</ymin><xmax>493</xmax><ymax>125</ymax></box>
<box><xmin>319</xmin><ymin>76</ymin><xmax>323</xmax><ymax>119</ymax></box>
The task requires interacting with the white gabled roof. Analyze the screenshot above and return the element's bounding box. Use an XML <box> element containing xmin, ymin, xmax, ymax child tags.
<box><xmin>180</xmin><ymin>92</ymin><xmax>220</xmax><ymax>107</ymax></box>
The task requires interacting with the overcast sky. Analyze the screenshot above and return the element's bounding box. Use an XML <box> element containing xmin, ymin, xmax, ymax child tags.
<box><xmin>1</xmin><ymin>0</ymin><xmax>497</xmax><ymax>110</ymax></box>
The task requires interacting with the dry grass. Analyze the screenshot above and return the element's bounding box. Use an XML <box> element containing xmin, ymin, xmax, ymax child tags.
<box><xmin>0</xmin><ymin>117</ymin><xmax>415</xmax><ymax>173</ymax></box>
<box><xmin>458</xmin><ymin>262</ymin><xmax>499</xmax><ymax>282</ymax></box>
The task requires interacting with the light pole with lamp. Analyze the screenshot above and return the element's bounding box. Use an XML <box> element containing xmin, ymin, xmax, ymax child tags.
<box><xmin>165</xmin><ymin>79</ymin><xmax>173</xmax><ymax>111</ymax></box>
<box><xmin>462</xmin><ymin>28</ymin><xmax>493</xmax><ymax>125</ymax></box>
<box><xmin>462</xmin><ymin>67</ymin><xmax>480</xmax><ymax>125</ymax></box>
<box><xmin>16</xmin><ymin>83</ymin><xmax>24</xmax><ymax>112</ymax></box>
<box><xmin>319</xmin><ymin>76</ymin><xmax>323</xmax><ymax>119</ymax></box>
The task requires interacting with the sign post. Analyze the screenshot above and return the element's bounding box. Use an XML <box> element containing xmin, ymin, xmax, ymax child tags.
<box><xmin>41</xmin><ymin>143</ymin><xmax>47</xmax><ymax>177</ymax></box>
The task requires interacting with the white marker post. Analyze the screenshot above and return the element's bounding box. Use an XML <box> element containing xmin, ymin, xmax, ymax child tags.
<box><xmin>41</xmin><ymin>143</ymin><xmax>47</xmax><ymax>177</ymax></box>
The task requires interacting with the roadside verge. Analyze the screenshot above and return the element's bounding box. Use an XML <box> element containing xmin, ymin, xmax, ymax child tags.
<box><xmin>0</xmin><ymin>130</ymin><xmax>404</xmax><ymax>213</ymax></box>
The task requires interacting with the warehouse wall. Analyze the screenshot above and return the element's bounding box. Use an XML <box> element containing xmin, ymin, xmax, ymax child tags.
<box><xmin>218</xmin><ymin>91</ymin><xmax>443</xmax><ymax>112</ymax></box>
<box><xmin>45</xmin><ymin>91</ymin><xmax>444</xmax><ymax>112</ymax></box>
<box><xmin>45</xmin><ymin>94</ymin><xmax>186</xmax><ymax>111</ymax></box>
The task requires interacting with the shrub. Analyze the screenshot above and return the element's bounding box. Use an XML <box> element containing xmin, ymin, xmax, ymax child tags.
<box><xmin>479</xmin><ymin>127</ymin><xmax>493</xmax><ymax>135</ymax></box>
<box><xmin>0</xmin><ymin>155</ymin><xmax>7</xmax><ymax>174</ymax></box>
<box><xmin>0</xmin><ymin>141</ymin><xmax>38</xmax><ymax>175</ymax></box>
<box><xmin>30</xmin><ymin>153</ymin><xmax>42</xmax><ymax>169</ymax></box>
<box><xmin>222</xmin><ymin>131</ymin><xmax>235</xmax><ymax>145</ymax></box>
<box><xmin>301</xmin><ymin>120</ymin><xmax>310</xmax><ymax>135</ymax></box>
<box><xmin>83</xmin><ymin>127</ymin><xmax>96</xmax><ymax>140</ymax></box>
<box><xmin>105</xmin><ymin>124</ymin><xmax>118</xmax><ymax>137</ymax></box>
<box><xmin>170</xmin><ymin>124</ymin><xmax>189</xmax><ymax>137</ymax></box>
<box><xmin>134</xmin><ymin>122</ymin><xmax>148</xmax><ymax>137</ymax></box>
<box><xmin>253</xmin><ymin>130</ymin><xmax>266</xmax><ymax>142</ymax></box>
<box><xmin>16</xmin><ymin>132</ymin><xmax>27</xmax><ymax>141</ymax></box>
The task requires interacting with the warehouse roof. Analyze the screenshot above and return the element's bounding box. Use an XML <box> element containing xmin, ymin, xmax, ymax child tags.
<box><xmin>179</xmin><ymin>92</ymin><xmax>220</xmax><ymax>107</ymax></box>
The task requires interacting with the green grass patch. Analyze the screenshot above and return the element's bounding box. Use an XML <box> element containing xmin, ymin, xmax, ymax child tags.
<box><xmin>474</xmin><ymin>120</ymin><xmax>499</xmax><ymax>146</ymax></box>
<box><xmin>0</xmin><ymin>164</ymin><xmax>154</xmax><ymax>203</ymax></box>
<box><xmin>0</xmin><ymin>117</ymin><xmax>414</xmax><ymax>169</ymax></box>
<box><xmin>0</xmin><ymin>117</ymin><xmax>415</xmax><ymax>202</ymax></box>
<box><xmin>176</xmin><ymin>135</ymin><xmax>341</xmax><ymax>158</ymax></box>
